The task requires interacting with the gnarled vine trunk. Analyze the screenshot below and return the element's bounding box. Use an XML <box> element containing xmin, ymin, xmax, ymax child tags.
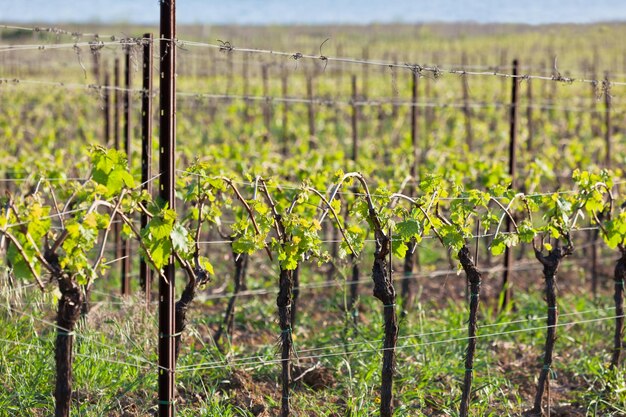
<box><xmin>528</xmin><ymin>246</ymin><xmax>569</xmax><ymax>416</ymax></box>
<box><xmin>371</xmin><ymin>232</ymin><xmax>397</xmax><ymax>417</ymax></box>
<box><xmin>80</xmin><ymin>286</ymin><xmax>91</xmax><ymax>317</ymax></box>
<box><xmin>55</xmin><ymin>278</ymin><xmax>84</xmax><ymax>417</ymax></box>
<box><xmin>291</xmin><ymin>266</ymin><xmax>300</xmax><ymax>327</ymax></box>
<box><xmin>458</xmin><ymin>246</ymin><xmax>482</xmax><ymax>417</ymax></box>
<box><xmin>348</xmin><ymin>252</ymin><xmax>360</xmax><ymax>323</ymax></box>
<box><xmin>277</xmin><ymin>267</ymin><xmax>294</xmax><ymax>417</ymax></box>
<box><xmin>174</xmin><ymin>280</ymin><xmax>197</xmax><ymax>361</ymax></box>
<box><xmin>401</xmin><ymin>238</ymin><xmax>417</xmax><ymax>316</ymax></box>
<box><xmin>611</xmin><ymin>251</ymin><xmax>626</xmax><ymax>368</ymax></box>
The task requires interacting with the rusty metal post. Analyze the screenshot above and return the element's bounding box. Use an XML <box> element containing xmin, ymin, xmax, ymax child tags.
<box><xmin>461</xmin><ymin>53</ymin><xmax>473</xmax><ymax>151</ymax></box>
<box><xmin>307</xmin><ymin>75</ymin><xmax>316</xmax><ymax>149</ymax></box>
<box><xmin>113</xmin><ymin>57</ymin><xmax>123</xmax><ymax>294</ymax></box>
<box><xmin>391</xmin><ymin>54</ymin><xmax>399</xmax><ymax>120</ymax></box>
<box><xmin>402</xmin><ymin>70</ymin><xmax>419</xmax><ymax>315</ymax></box>
<box><xmin>351</xmin><ymin>75</ymin><xmax>358</xmax><ymax>162</ymax></box>
<box><xmin>348</xmin><ymin>75</ymin><xmax>360</xmax><ymax>321</ymax></box>
<box><xmin>159</xmin><ymin>0</ymin><xmax>176</xmax><ymax>415</ymax></box>
<box><xmin>103</xmin><ymin>70</ymin><xmax>111</xmax><ymax>147</ymax></box>
<box><xmin>262</xmin><ymin>64</ymin><xmax>272</xmax><ymax>137</ymax></box>
<box><xmin>242</xmin><ymin>52</ymin><xmax>250</xmax><ymax>122</ymax></box>
<box><xmin>526</xmin><ymin>78</ymin><xmax>533</xmax><ymax>153</ymax></box>
<box><xmin>362</xmin><ymin>46</ymin><xmax>369</xmax><ymax>99</ymax></box>
<box><xmin>121</xmin><ymin>45</ymin><xmax>132</xmax><ymax>296</ymax></box>
<box><xmin>140</xmin><ymin>33</ymin><xmax>154</xmax><ymax>305</ymax></box>
<box><xmin>281</xmin><ymin>69</ymin><xmax>289</xmax><ymax>157</ymax></box>
<box><xmin>410</xmin><ymin>71</ymin><xmax>418</xmax><ymax>184</ymax></box>
<box><xmin>501</xmin><ymin>59</ymin><xmax>519</xmax><ymax>311</ymax></box>
<box><xmin>604</xmin><ymin>73</ymin><xmax>612</xmax><ymax>168</ymax></box>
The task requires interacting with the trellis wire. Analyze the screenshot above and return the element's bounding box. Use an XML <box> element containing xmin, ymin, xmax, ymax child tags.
<box><xmin>3</xmin><ymin>34</ymin><xmax>626</xmax><ymax>87</ymax></box>
<box><xmin>0</xmin><ymin>302</ymin><xmax>157</xmax><ymax>368</ymax></box>
<box><xmin>175</xmin><ymin>313</ymin><xmax>623</xmax><ymax>373</ymax></box>
<box><xmin>4</xmin><ymin>76</ymin><xmax>624</xmax><ymax>113</ymax></box>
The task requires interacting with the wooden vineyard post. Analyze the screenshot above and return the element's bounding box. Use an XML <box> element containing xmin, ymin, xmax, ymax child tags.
<box><xmin>307</xmin><ymin>75</ymin><xmax>316</xmax><ymax>149</ymax></box>
<box><xmin>121</xmin><ymin>44</ymin><xmax>132</xmax><ymax>295</ymax></box>
<box><xmin>334</xmin><ymin>44</ymin><xmax>344</xmax><ymax>141</ymax></box>
<box><xmin>140</xmin><ymin>33</ymin><xmax>154</xmax><ymax>306</ymax></box>
<box><xmin>242</xmin><ymin>52</ymin><xmax>250</xmax><ymax>122</ymax></box>
<box><xmin>113</xmin><ymin>57</ymin><xmax>123</xmax><ymax>294</ymax></box>
<box><xmin>376</xmin><ymin>53</ymin><xmax>387</xmax><ymax>138</ymax></box>
<box><xmin>103</xmin><ymin>70</ymin><xmax>111</xmax><ymax>147</ymax></box>
<box><xmin>391</xmin><ymin>54</ymin><xmax>399</xmax><ymax>120</ymax></box>
<box><xmin>604</xmin><ymin>73</ymin><xmax>612</xmax><ymax>169</ymax></box>
<box><xmin>335</xmin><ymin>44</ymin><xmax>344</xmax><ymax>88</ymax></box>
<box><xmin>461</xmin><ymin>52</ymin><xmax>474</xmax><ymax>151</ymax></box>
<box><xmin>410</xmin><ymin>68</ymin><xmax>418</xmax><ymax>189</ymax></box>
<box><xmin>526</xmin><ymin>78</ymin><xmax>534</xmax><ymax>153</ymax></box>
<box><xmin>591</xmin><ymin>74</ymin><xmax>613</xmax><ymax>297</ymax></box>
<box><xmin>499</xmin><ymin>49</ymin><xmax>508</xmax><ymax>103</ymax></box>
<box><xmin>591</xmin><ymin>53</ymin><xmax>600</xmax><ymax>137</ymax></box>
<box><xmin>352</xmin><ymin>75</ymin><xmax>359</xmax><ymax>164</ymax></box>
<box><xmin>226</xmin><ymin>48</ymin><xmax>233</xmax><ymax>95</ymax></box>
<box><xmin>90</xmin><ymin>43</ymin><xmax>101</xmax><ymax>85</ymax></box>
<box><xmin>361</xmin><ymin>46</ymin><xmax>369</xmax><ymax>146</ymax></box>
<box><xmin>501</xmin><ymin>59</ymin><xmax>519</xmax><ymax>311</ymax></box>
<box><xmin>281</xmin><ymin>68</ymin><xmax>289</xmax><ymax>157</ymax></box>
<box><xmin>362</xmin><ymin>46</ymin><xmax>369</xmax><ymax>99</ymax></box>
<box><xmin>262</xmin><ymin>64</ymin><xmax>272</xmax><ymax>138</ymax></box>
<box><xmin>548</xmin><ymin>53</ymin><xmax>557</xmax><ymax>120</ymax></box>
<box><xmin>348</xmin><ymin>74</ymin><xmax>360</xmax><ymax>321</ymax></box>
<box><xmin>159</xmin><ymin>0</ymin><xmax>177</xmax><ymax>415</ymax></box>
<box><xmin>402</xmin><ymin>69</ymin><xmax>419</xmax><ymax>315</ymax></box>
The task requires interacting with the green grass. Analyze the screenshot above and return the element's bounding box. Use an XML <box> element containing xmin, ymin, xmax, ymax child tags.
<box><xmin>2</xmin><ymin>268</ymin><xmax>626</xmax><ymax>416</ymax></box>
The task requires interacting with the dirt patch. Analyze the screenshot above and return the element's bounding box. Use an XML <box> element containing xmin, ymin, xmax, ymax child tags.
<box><xmin>219</xmin><ymin>369</ymin><xmax>277</xmax><ymax>416</ymax></box>
<box><xmin>292</xmin><ymin>362</ymin><xmax>336</xmax><ymax>390</ymax></box>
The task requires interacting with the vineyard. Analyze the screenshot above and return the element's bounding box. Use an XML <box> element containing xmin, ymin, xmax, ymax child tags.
<box><xmin>1</xmin><ymin>4</ymin><xmax>626</xmax><ymax>417</ymax></box>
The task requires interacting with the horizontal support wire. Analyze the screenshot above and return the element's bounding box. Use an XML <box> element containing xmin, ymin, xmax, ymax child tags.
<box><xmin>0</xmin><ymin>336</ymin><xmax>153</xmax><ymax>371</ymax></box>
<box><xmin>166</xmin><ymin>37</ymin><xmax>626</xmax><ymax>86</ymax></box>
<box><xmin>193</xmin><ymin>226</ymin><xmax>602</xmax><ymax>248</ymax></box>
<box><xmin>177</xmin><ymin>305</ymin><xmax>617</xmax><ymax>369</ymax></box>
<box><xmin>177</xmin><ymin>169</ymin><xmax>626</xmax><ymax>201</ymax></box>
<box><xmin>176</xmin><ymin>312</ymin><xmax>623</xmax><ymax>373</ymax></box>
<box><xmin>2</xmin><ymin>32</ymin><xmax>626</xmax><ymax>86</ymax></box>
<box><xmin>3</xmin><ymin>246</ymin><xmax>610</xmax><ymax>307</ymax></box>
<box><xmin>195</xmin><ymin>251</ymin><xmax>613</xmax><ymax>301</ymax></box>
<box><xmin>0</xmin><ymin>39</ymin><xmax>144</xmax><ymax>53</ymax></box>
<box><xmin>0</xmin><ymin>24</ymin><xmax>117</xmax><ymax>39</ymax></box>
<box><xmin>0</xmin><ymin>73</ymin><xmax>622</xmax><ymax>114</ymax></box>
<box><xmin>0</xmin><ymin>302</ymin><xmax>157</xmax><ymax>368</ymax></box>
<box><xmin>177</xmin><ymin>93</ymin><xmax>622</xmax><ymax>113</ymax></box>
<box><xmin>3</xmin><ymin>23</ymin><xmax>626</xmax><ymax>81</ymax></box>
<box><xmin>4</xmin><ymin>76</ymin><xmax>622</xmax><ymax>112</ymax></box>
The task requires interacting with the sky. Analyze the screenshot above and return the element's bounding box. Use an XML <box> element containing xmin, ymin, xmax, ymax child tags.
<box><xmin>2</xmin><ymin>0</ymin><xmax>626</xmax><ymax>25</ymax></box>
